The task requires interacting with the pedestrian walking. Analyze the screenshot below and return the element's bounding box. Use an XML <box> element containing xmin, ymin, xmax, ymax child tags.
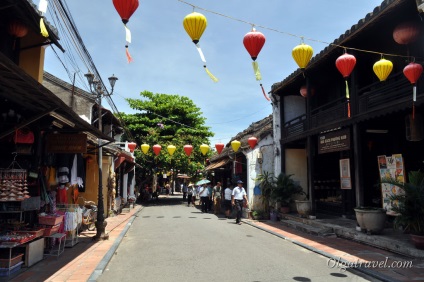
<box><xmin>231</xmin><ymin>180</ymin><xmax>248</xmax><ymax>225</ymax></box>
<box><xmin>198</xmin><ymin>184</ymin><xmax>210</xmax><ymax>213</ymax></box>
<box><xmin>212</xmin><ymin>182</ymin><xmax>222</xmax><ymax>215</ymax></box>
<box><xmin>165</xmin><ymin>183</ymin><xmax>170</xmax><ymax>197</ymax></box>
<box><xmin>207</xmin><ymin>184</ymin><xmax>213</xmax><ymax>212</ymax></box>
<box><xmin>182</xmin><ymin>182</ymin><xmax>188</xmax><ymax>201</ymax></box>
<box><xmin>224</xmin><ymin>184</ymin><xmax>233</xmax><ymax>218</ymax></box>
<box><xmin>187</xmin><ymin>183</ymin><xmax>194</xmax><ymax>206</ymax></box>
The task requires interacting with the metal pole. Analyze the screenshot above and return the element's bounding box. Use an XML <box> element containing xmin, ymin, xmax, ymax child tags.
<box><xmin>95</xmin><ymin>94</ymin><xmax>107</xmax><ymax>240</ymax></box>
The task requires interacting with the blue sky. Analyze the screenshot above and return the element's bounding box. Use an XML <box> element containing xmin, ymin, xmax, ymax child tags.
<box><xmin>44</xmin><ymin>0</ymin><xmax>383</xmax><ymax>146</ymax></box>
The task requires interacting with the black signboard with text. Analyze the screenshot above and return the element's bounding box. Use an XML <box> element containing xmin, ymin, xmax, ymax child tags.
<box><xmin>318</xmin><ymin>129</ymin><xmax>350</xmax><ymax>154</ymax></box>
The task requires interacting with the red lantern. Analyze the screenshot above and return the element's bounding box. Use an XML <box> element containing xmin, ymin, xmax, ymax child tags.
<box><xmin>215</xmin><ymin>143</ymin><xmax>224</xmax><ymax>154</ymax></box>
<box><xmin>112</xmin><ymin>0</ymin><xmax>139</xmax><ymax>63</ymax></box>
<box><xmin>335</xmin><ymin>52</ymin><xmax>356</xmax><ymax>118</ymax></box>
<box><xmin>247</xmin><ymin>137</ymin><xmax>257</xmax><ymax>149</ymax></box>
<box><xmin>299</xmin><ymin>86</ymin><xmax>315</xmax><ymax>98</ymax></box>
<box><xmin>183</xmin><ymin>145</ymin><xmax>193</xmax><ymax>157</ymax></box>
<box><xmin>153</xmin><ymin>144</ymin><xmax>161</xmax><ymax>156</ymax></box>
<box><xmin>393</xmin><ymin>21</ymin><xmax>421</xmax><ymax>45</ymax></box>
<box><xmin>127</xmin><ymin>142</ymin><xmax>137</xmax><ymax>153</ymax></box>
<box><xmin>403</xmin><ymin>62</ymin><xmax>423</xmax><ymax>119</ymax></box>
<box><xmin>243</xmin><ymin>28</ymin><xmax>270</xmax><ymax>101</ymax></box>
<box><xmin>7</xmin><ymin>20</ymin><xmax>29</xmax><ymax>50</ymax></box>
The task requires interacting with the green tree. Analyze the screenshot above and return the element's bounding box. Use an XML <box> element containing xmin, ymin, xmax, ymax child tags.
<box><xmin>120</xmin><ymin>91</ymin><xmax>214</xmax><ymax>188</ymax></box>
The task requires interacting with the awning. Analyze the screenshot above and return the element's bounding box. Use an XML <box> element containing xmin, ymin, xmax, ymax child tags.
<box><xmin>114</xmin><ymin>152</ymin><xmax>135</xmax><ymax>173</ymax></box>
<box><xmin>205</xmin><ymin>159</ymin><xmax>230</xmax><ymax>171</ymax></box>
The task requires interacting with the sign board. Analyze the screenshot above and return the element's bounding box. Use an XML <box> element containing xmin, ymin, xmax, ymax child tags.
<box><xmin>318</xmin><ymin>129</ymin><xmax>350</xmax><ymax>154</ymax></box>
<box><xmin>339</xmin><ymin>158</ymin><xmax>351</xmax><ymax>189</ymax></box>
<box><xmin>378</xmin><ymin>154</ymin><xmax>404</xmax><ymax>214</ymax></box>
<box><xmin>46</xmin><ymin>134</ymin><xmax>87</xmax><ymax>153</ymax></box>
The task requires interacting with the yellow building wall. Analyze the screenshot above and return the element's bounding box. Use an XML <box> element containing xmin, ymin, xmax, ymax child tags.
<box><xmin>19</xmin><ymin>34</ymin><xmax>46</xmax><ymax>82</ymax></box>
<box><xmin>285</xmin><ymin>149</ymin><xmax>308</xmax><ymax>198</ymax></box>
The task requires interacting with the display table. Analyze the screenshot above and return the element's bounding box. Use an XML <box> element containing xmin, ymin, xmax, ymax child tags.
<box><xmin>44</xmin><ymin>233</ymin><xmax>66</xmax><ymax>258</ymax></box>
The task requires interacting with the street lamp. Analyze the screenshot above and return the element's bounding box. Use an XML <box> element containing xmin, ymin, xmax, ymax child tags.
<box><xmin>85</xmin><ymin>71</ymin><xmax>118</xmax><ymax>240</ymax></box>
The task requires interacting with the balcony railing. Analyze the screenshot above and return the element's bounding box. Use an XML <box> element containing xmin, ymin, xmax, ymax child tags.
<box><xmin>282</xmin><ymin>71</ymin><xmax>424</xmax><ymax>140</ymax></box>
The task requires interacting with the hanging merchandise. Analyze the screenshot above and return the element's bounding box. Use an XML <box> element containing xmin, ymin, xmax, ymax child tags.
<box><xmin>183</xmin><ymin>145</ymin><xmax>193</xmax><ymax>157</ymax></box>
<box><xmin>183</xmin><ymin>11</ymin><xmax>218</xmax><ymax>82</ymax></box>
<box><xmin>215</xmin><ymin>143</ymin><xmax>224</xmax><ymax>154</ymax></box>
<box><xmin>373</xmin><ymin>57</ymin><xmax>393</xmax><ymax>82</ymax></box>
<box><xmin>112</xmin><ymin>0</ymin><xmax>139</xmax><ymax>63</ymax></box>
<box><xmin>403</xmin><ymin>61</ymin><xmax>423</xmax><ymax>119</ymax></box>
<box><xmin>247</xmin><ymin>137</ymin><xmax>257</xmax><ymax>149</ymax></box>
<box><xmin>153</xmin><ymin>144</ymin><xmax>161</xmax><ymax>156</ymax></box>
<box><xmin>37</xmin><ymin>0</ymin><xmax>49</xmax><ymax>37</ymax></box>
<box><xmin>200</xmin><ymin>144</ymin><xmax>209</xmax><ymax>156</ymax></box>
<box><xmin>141</xmin><ymin>143</ymin><xmax>150</xmax><ymax>154</ymax></box>
<box><xmin>7</xmin><ymin>19</ymin><xmax>28</xmax><ymax>50</ymax></box>
<box><xmin>231</xmin><ymin>140</ymin><xmax>241</xmax><ymax>152</ymax></box>
<box><xmin>292</xmin><ymin>40</ymin><xmax>313</xmax><ymax>69</ymax></box>
<box><xmin>243</xmin><ymin>27</ymin><xmax>269</xmax><ymax>101</ymax></box>
<box><xmin>335</xmin><ymin>52</ymin><xmax>356</xmax><ymax>118</ymax></box>
<box><xmin>393</xmin><ymin>21</ymin><xmax>421</xmax><ymax>45</ymax></box>
<box><xmin>167</xmin><ymin>145</ymin><xmax>176</xmax><ymax>156</ymax></box>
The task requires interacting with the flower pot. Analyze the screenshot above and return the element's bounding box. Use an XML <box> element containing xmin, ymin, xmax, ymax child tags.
<box><xmin>280</xmin><ymin>206</ymin><xmax>290</xmax><ymax>214</ymax></box>
<box><xmin>410</xmin><ymin>234</ymin><xmax>424</xmax><ymax>249</ymax></box>
<box><xmin>295</xmin><ymin>200</ymin><xmax>311</xmax><ymax>217</ymax></box>
<box><xmin>270</xmin><ymin>211</ymin><xmax>278</xmax><ymax>222</ymax></box>
<box><xmin>354</xmin><ymin>208</ymin><xmax>387</xmax><ymax>235</ymax></box>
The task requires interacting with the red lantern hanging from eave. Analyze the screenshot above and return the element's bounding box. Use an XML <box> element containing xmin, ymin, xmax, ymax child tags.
<box><xmin>393</xmin><ymin>21</ymin><xmax>421</xmax><ymax>45</ymax></box>
<box><xmin>127</xmin><ymin>142</ymin><xmax>137</xmax><ymax>153</ymax></box>
<box><xmin>215</xmin><ymin>143</ymin><xmax>224</xmax><ymax>154</ymax></box>
<box><xmin>404</xmin><ymin>62</ymin><xmax>423</xmax><ymax>119</ymax></box>
<box><xmin>299</xmin><ymin>85</ymin><xmax>316</xmax><ymax>98</ymax></box>
<box><xmin>152</xmin><ymin>144</ymin><xmax>161</xmax><ymax>156</ymax></box>
<box><xmin>112</xmin><ymin>0</ymin><xmax>139</xmax><ymax>63</ymax></box>
<box><xmin>335</xmin><ymin>52</ymin><xmax>356</xmax><ymax>118</ymax></box>
<box><xmin>247</xmin><ymin>137</ymin><xmax>257</xmax><ymax>149</ymax></box>
<box><xmin>183</xmin><ymin>145</ymin><xmax>193</xmax><ymax>157</ymax></box>
<box><xmin>7</xmin><ymin>20</ymin><xmax>29</xmax><ymax>50</ymax></box>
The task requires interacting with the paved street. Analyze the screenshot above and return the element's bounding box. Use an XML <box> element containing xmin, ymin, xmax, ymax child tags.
<box><xmin>97</xmin><ymin>195</ymin><xmax>379</xmax><ymax>282</ymax></box>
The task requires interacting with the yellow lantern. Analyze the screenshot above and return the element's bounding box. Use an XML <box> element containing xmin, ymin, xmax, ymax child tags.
<box><xmin>231</xmin><ymin>140</ymin><xmax>241</xmax><ymax>152</ymax></box>
<box><xmin>183</xmin><ymin>12</ymin><xmax>218</xmax><ymax>82</ymax></box>
<box><xmin>292</xmin><ymin>43</ymin><xmax>313</xmax><ymax>69</ymax></box>
<box><xmin>183</xmin><ymin>12</ymin><xmax>207</xmax><ymax>44</ymax></box>
<box><xmin>200</xmin><ymin>144</ymin><xmax>209</xmax><ymax>156</ymax></box>
<box><xmin>373</xmin><ymin>58</ymin><xmax>393</xmax><ymax>82</ymax></box>
<box><xmin>141</xmin><ymin>144</ymin><xmax>150</xmax><ymax>154</ymax></box>
<box><xmin>167</xmin><ymin>145</ymin><xmax>176</xmax><ymax>156</ymax></box>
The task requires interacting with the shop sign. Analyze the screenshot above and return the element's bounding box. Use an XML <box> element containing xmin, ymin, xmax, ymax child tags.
<box><xmin>46</xmin><ymin>133</ymin><xmax>87</xmax><ymax>153</ymax></box>
<box><xmin>318</xmin><ymin>129</ymin><xmax>350</xmax><ymax>154</ymax></box>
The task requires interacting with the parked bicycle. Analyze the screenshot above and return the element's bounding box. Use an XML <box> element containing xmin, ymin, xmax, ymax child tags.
<box><xmin>78</xmin><ymin>197</ymin><xmax>97</xmax><ymax>231</ymax></box>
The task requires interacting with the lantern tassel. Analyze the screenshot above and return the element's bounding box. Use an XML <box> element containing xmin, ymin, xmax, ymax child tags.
<box><xmin>260</xmin><ymin>84</ymin><xmax>270</xmax><ymax>101</ymax></box>
<box><xmin>195</xmin><ymin>43</ymin><xmax>206</xmax><ymax>63</ymax></box>
<box><xmin>125</xmin><ymin>45</ymin><xmax>133</xmax><ymax>63</ymax></box>
<box><xmin>204</xmin><ymin>66</ymin><xmax>218</xmax><ymax>82</ymax></box>
<box><xmin>345</xmin><ymin>80</ymin><xmax>351</xmax><ymax>118</ymax></box>
<box><xmin>40</xmin><ymin>18</ymin><xmax>49</xmax><ymax>37</ymax></box>
<box><xmin>252</xmin><ymin>61</ymin><xmax>262</xmax><ymax>81</ymax></box>
<box><xmin>124</xmin><ymin>24</ymin><xmax>132</xmax><ymax>43</ymax></box>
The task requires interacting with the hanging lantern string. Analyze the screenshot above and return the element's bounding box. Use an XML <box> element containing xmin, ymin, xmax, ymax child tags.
<box><xmin>177</xmin><ymin>0</ymin><xmax>422</xmax><ymax>61</ymax></box>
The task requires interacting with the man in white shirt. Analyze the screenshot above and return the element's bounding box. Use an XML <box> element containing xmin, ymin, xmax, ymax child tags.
<box><xmin>224</xmin><ymin>184</ymin><xmax>233</xmax><ymax>219</ymax></box>
<box><xmin>231</xmin><ymin>180</ymin><xmax>248</xmax><ymax>225</ymax></box>
<box><xmin>198</xmin><ymin>184</ymin><xmax>210</xmax><ymax>213</ymax></box>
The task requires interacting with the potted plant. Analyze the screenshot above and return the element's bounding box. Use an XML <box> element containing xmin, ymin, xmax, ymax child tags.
<box><xmin>272</xmin><ymin>173</ymin><xmax>305</xmax><ymax>214</ymax></box>
<box><xmin>382</xmin><ymin>170</ymin><xmax>424</xmax><ymax>249</ymax></box>
<box><xmin>256</xmin><ymin>171</ymin><xmax>275</xmax><ymax>219</ymax></box>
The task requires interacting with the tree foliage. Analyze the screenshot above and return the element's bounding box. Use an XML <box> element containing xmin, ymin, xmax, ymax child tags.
<box><xmin>120</xmin><ymin>91</ymin><xmax>214</xmax><ymax>184</ymax></box>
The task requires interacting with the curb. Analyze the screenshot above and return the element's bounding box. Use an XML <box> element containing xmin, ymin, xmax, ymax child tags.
<box><xmin>242</xmin><ymin>219</ymin><xmax>399</xmax><ymax>282</ymax></box>
<box><xmin>87</xmin><ymin>206</ymin><xmax>143</xmax><ymax>282</ymax></box>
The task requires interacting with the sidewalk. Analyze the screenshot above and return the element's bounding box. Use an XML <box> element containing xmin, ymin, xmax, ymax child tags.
<box><xmin>242</xmin><ymin>218</ymin><xmax>424</xmax><ymax>282</ymax></box>
<box><xmin>7</xmin><ymin>205</ymin><xmax>142</xmax><ymax>282</ymax></box>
